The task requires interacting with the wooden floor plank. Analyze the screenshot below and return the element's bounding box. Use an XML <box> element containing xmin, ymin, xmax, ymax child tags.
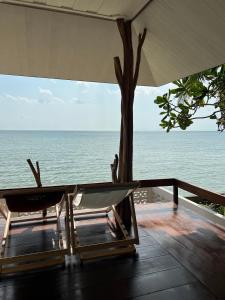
<box><xmin>71</xmin><ymin>267</ymin><xmax>197</xmax><ymax>300</ymax></box>
<box><xmin>138</xmin><ymin>203</ymin><xmax>225</xmax><ymax>299</ymax></box>
<box><xmin>132</xmin><ymin>282</ymin><xmax>215</xmax><ymax>300</ymax></box>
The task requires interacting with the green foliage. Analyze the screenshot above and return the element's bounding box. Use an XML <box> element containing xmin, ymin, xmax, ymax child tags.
<box><xmin>155</xmin><ymin>64</ymin><xmax>225</xmax><ymax>131</ymax></box>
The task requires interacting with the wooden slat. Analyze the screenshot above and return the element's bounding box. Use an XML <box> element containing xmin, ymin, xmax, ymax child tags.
<box><xmin>0</xmin><ymin>249</ymin><xmax>67</xmax><ymax>264</ymax></box>
<box><xmin>1</xmin><ymin>256</ymin><xmax>65</xmax><ymax>274</ymax></box>
<box><xmin>0</xmin><ymin>185</ymin><xmax>74</xmax><ymax>198</ymax></box>
<box><xmin>80</xmin><ymin>245</ymin><xmax>135</xmax><ymax>261</ymax></box>
<box><xmin>74</xmin><ymin>238</ymin><xmax>137</xmax><ymax>253</ymax></box>
<box><xmin>11</xmin><ymin>214</ymin><xmax>56</xmax><ymax>223</ymax></box>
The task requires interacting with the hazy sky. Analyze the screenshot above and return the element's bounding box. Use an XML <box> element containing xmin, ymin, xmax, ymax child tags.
<box><xmin>0</xmin><ymin>74</ymin><xmax>217</xmax><ymax>131</ymax></box>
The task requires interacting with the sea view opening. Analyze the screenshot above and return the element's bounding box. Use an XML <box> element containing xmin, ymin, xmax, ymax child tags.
<box><xmin>0</xmin><ymin>74</ymin><xmax>224</xmax><ymax>299</ymax></box>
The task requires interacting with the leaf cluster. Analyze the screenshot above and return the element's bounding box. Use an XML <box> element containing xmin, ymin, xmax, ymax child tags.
<box><xmin>154</xmin><ymin>64</ymin><xmax>225</xmax><ymax>131</ymax></box>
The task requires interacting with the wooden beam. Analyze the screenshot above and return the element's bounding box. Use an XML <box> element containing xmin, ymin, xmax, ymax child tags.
<box><xmin>0</xmin><ymin>179</ymin><xmax>174</xmax><ymax>198</ymax></box>
<box><xmin>175</xmin><ymin>179</ymin><xmax>225</xmax><ymax>206</ymax></box>
<box><xmin>139</xmin><ymin>178</ymin><xmax>175</xmax><ymax>187</ymax></box>
<box><xmin>1</xmin><ymin>178</ymin><xmax>224</xmax><ymax>207</ymax></box>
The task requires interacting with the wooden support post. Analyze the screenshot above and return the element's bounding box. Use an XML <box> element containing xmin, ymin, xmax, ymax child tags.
<box><xmin>114</xmin><ymin>19</ymin><xmax>147</xmax><ymax>231</ymax></box>
<box><xmin>173</xmin><ymin>185</ymin><xmax>178</xmax><ymax>210</ymax></box>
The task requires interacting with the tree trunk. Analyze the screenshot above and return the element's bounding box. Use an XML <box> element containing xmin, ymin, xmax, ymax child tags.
<box><xmin>114</xmin><ymin>19</ymin><xmax>146</xmax><ymax>230</ymax></box>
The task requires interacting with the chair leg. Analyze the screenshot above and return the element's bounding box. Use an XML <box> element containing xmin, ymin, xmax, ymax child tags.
<box><xmin>69</xmin><ymin>194</ymin><xmax>76</xmax><ymax>255</ymax></box>
<box><xmin>65</xmin><ymin>197</ymin><xmax>71</xmax><ymax>253</ymax></box>
<box><xmin>42</xmin><ymin>209</ymin><xmax>47</xmax><ymax>218</ymax></box>
<box><xmin>129</xmin><ymin>195</ymin><xmax>139</xmax><ymax>244</ymax></box>
<box><xmin>1</xmin><ymin>211</ymin><xmax>11</xmax><ymax>256</ymax></box>
<box><xmin>112</xmin><ymin>206</ymin><xmax>129</xmax><ymax>239</ymax></box>
<box><xmin>0</xmin><ymin>210</ymin><xmax>11</xmax><ymax>274</ymax></box>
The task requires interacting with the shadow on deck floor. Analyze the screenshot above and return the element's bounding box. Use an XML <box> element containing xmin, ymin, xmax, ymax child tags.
<box><xmin>0</xmin><ymin>202</ymin><xmax>224</xmax><ymax>300</ymax></box>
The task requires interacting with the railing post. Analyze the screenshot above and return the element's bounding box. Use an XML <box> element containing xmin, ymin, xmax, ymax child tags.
<box><xmin>173</xmin><ymin>185</ymin><xmax>178</xmax><ymax>209</ymax></box>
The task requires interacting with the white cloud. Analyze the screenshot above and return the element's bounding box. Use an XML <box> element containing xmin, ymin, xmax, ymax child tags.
<box><xmin>38</xmin><ymin>87</ymin><xmax>65</xmax><ymax>103</ymax></box>
<box><xmin>5</xmin><ymin>94</ymin><xmax>17</xmax><ymax>101</ymax></box>
<box><xmin>39</xmin><ymin>87</ymin><xmax>53</xmax><ymax>96</ymax></box>
<box><xmin>1</xmin><ymin>91</ymin><xmax>65</xmax><ymax>105</ymax></box>
<box><xmin>4</xmin><ymin>93</ymin><xmax>36</xmax><ymax>103</ymax></box>
<box><xmin>73</xmin><ymin>81</ymin><xmax>102</xmax><ymax>97</ymax></box>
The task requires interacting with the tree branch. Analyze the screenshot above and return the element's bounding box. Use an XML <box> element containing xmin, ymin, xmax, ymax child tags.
<box><xmin>133</xmin><ymin>28</ymin><xmax>147</xmax><ymax>87</ymax></box>
<box><xmin>116</xmin><ymin>18</ymin><xmax>126</xmax><ymax>44</ymax></box>
<box><xmin>110</xmin><ymin>154</ymin><xmax>119</xmax><ymax>183</ymax></box>
<box><xmin>27</xmin><ymin>159</ymin><xmax>42</xmax><ymax>187</ymax></box>
<box><xmin>114</xmin><ymin>56</ymin><xmax>123</xmax><ymax>88</ymax></box>
<box><xmin>191</xmin><ymin>111</ymin><xmax>220</xmax><ymax>120</ymax></box>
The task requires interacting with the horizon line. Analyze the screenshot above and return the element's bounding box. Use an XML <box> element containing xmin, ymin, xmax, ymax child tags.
<box><xmin>0</xmin><ymin>129</ymin><xmax>218</xmax><ymax>132</ymax></box>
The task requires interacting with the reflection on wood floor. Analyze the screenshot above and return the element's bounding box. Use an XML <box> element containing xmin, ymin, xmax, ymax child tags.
<box><xmin>0</xmin><ymin>202</ymin><xmax>224</xmax><ymax>300</ymax></box>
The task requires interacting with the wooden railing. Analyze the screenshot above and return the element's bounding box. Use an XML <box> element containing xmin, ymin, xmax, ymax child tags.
<box><xmin>174</xmin><ymin>179</ymin><xmax>225</xmax><ymax>206</ymax></box>
<box><xmin>0</xmin><ymin>178</ymin><xmax>224</xmax><ymax>206</ymax></box>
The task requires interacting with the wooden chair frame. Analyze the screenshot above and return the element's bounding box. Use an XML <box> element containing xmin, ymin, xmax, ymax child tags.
<box><xmin>0</xmin><ymin>193</ymin><xmax>70</xmax><ymax>275</ymax></box>
<box><xmin>68</xmin><ymin>184</ymin><xmax>139</xmax><ymax>261</ymax></box>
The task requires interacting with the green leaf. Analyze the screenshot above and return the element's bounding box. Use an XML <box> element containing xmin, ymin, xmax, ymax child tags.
<box><xmin>154</xmin><ymin>96</ymin><xmax>165</xmax><ymax>104</ymax></box>
<box><xmin>209</xmin><ymin>115</ymin><xmax>217</xmax><ymax>119</ymax></box>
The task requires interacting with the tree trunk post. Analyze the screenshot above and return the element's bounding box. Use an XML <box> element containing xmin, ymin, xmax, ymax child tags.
<box><xmin>27</xmin><ymin>159</ymin><xmax>47</xmax><ymax>217</ymax></box>
<box><xmin>114</xmin><ymin>19</ymin><xmax>146</xmax><ymax>230</ymax></box>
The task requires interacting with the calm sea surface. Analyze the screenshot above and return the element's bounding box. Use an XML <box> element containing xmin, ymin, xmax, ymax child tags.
<box><xmin>0</xmin><ymin>131</ymin><xmax>225</xmax><ymax>193</ymax></box>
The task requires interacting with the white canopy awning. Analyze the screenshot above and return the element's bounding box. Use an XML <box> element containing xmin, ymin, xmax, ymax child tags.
<box><xmin>0</xmin><ymin>0</ymin><xmax>225</xmax><ymax>86</ymax></box>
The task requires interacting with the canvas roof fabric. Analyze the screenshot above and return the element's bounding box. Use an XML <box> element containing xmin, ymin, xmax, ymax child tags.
<box><xmin>0</xmin><ymin>0</ymin><xmax>225</xmax><ymax>86</ymax></box>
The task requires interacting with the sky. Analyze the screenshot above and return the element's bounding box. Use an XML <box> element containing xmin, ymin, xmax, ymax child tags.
<box><xmin>0</xmin><ymin>74</ymin><xmax>217</xmax><ymax>131</ymax></box>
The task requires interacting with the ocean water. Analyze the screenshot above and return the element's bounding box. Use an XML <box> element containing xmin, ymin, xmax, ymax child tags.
<box><xmin>0</xmin><ymin>130</ymin><xmax>225</xmax><ymax>193</ymax></box>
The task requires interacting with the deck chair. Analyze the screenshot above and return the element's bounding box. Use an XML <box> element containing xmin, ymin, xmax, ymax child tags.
<box><xmin>68</xmin><ymin>182</ymin><xmax>139</xmax><ymax>261</ymax></box>
<box><xmin>0</xmin><ymin>189</ymin><xmax>70</xmax><ymax>274</ymax></box>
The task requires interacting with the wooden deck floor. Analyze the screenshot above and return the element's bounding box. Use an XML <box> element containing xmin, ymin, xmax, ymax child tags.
<box><xmin>0</xmin><ymin>202</ymin><xmax>224</xmax><ymax>300</ymax></box>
